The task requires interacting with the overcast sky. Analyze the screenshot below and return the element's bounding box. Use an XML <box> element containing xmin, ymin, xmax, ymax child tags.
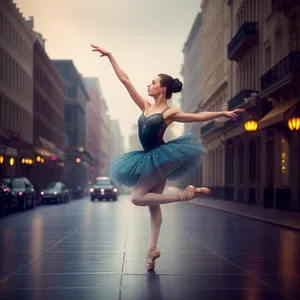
<box><xmin>15</xmin><ymin>0</ymin><xmax>202</xmax><ymax>150</ymax></box>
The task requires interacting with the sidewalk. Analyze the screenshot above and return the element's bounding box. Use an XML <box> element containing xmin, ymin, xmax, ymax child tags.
<box><xmin>190</xmin><ymin>197</ymin><xmax>300</xmax><ymax>231</ymax></box>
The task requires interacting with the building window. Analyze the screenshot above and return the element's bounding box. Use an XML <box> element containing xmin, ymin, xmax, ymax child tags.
<box><xmin>274</xmin><ymin>27</ymin><xmax>283</xmax><ymax>63</ymax></box>
<box><xmin>281</xmin><ymin>137</ymin><xmax>289</xmax><ymax>186</ymax></box>
<box><xmin>265</xmin><ymin>45</ymin><xmax>271</xmax><ymax>71</ymax></box>
<box><xmin>0</xmin><ymin>13</ymin><xmax>4</xmax><ymax>37</ymax></box>
<box><xmin>238</xmin><ymin>143</ymin><xmax>244</xmax><ymax>184</ymax></box>
<box><xmin>249</xmin><ymin>139</ymin><xmax>256</xmax><ymax>182</ymax></box>
<box><xmin>289</xmin><ymin>23</ymin><xmax>298</xmax><ymax>51</ymax></box>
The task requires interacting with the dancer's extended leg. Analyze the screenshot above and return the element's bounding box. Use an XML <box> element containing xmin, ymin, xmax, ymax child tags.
<box><xmin>131</xmin><ymin>176</ymin><xmax>210</xmax><ymax>207</ymax></box>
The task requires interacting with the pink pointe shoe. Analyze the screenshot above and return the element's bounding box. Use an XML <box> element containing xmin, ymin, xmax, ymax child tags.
<box><xmin>179</xmin><ymin>185</ymin><xmax>211</xmax><ymax>201</ymax></box>
<box><xmin>146</xmin><ymin>247</ymin><xmax>161</xmax><ymax>271</ymax></box>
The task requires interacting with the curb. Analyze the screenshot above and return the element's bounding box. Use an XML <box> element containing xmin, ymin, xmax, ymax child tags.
<box><xmin>189</xmin><ymin>201</ymin><xmax>300</xmax><ymax>232</ymax></box>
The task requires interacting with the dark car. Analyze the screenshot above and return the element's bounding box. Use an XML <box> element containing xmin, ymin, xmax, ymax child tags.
<box><xmin>4</xmin><ymin>177</ymin><xmax>36</xmax><ymax>211</ymax></box>
<box><xmin>0</xmin><ymin>179</ymin><xmax>15</xmax><ymax>215</ymax></box>
<box><xmin>40</xmin><ymin>182</ymin><xmax>70</xmax><ymax>204</ymax></box>
<box><xmin>90</xmin><ymin>177</ymin><xmax>118</xmax><ymax>201</ymax></box>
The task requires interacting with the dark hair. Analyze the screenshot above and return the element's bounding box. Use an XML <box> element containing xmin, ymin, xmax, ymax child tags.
<box><xmin>158</xmin><ymin>73</ymin><xmax>183</xmax><ymax>99</ymax></box>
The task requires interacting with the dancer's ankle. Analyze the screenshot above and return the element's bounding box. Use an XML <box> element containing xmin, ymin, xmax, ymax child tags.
<box><xmin>147</xmin><ymin>245</ymin><xmax>157</xmax><ymax>251</ymax></box>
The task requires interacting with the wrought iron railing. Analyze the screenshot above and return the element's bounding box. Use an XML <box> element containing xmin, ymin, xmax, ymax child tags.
<box><xmin>228</xmin><ymin>89</ymin><xmax>258</xmax><ymax>111</ymax></box>
<box><xmin>200</xmin><ymin>121</ymin><xmax>215</xmax><ymax>135</ymax></box>
<box><xmin>224</xmin><ymin>114</ymin><xmax>244</xmax><ymax>130</ymax></box>
<box><xmin>260</xmin><ymin>51</ymin><xmax>300</xmax><ymax>91</ymax></box>
<box><xmin>227</xmin><ymin>22</ymin><xmax>258</xmax><ymax>58</ymax></box>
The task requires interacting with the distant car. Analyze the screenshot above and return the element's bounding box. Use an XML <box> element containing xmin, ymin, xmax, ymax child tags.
<box><xmin>40</xmin><ymin>182</ymin><xmax>70</xmax><ymax>204</ymax></box>
<box><xmin>3</xmin><ymin>177</ymin><xmax>36</xmax><ymax>211</ymax></box>
<box><xmin>90</xmin><ymin>177</ymin><xmax>118</xmax><ymax>201</ymax></box>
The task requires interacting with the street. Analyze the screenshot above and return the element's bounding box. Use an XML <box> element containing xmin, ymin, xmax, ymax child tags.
<box><xmin>0</xmin><ymin>191</ymin><xmax>300</xmax><ymax>300</ymax></box>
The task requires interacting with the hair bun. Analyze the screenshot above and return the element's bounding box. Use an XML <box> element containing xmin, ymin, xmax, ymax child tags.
<box><xmin>172</xmin><ymin>78</ymin><xmax>183</xmax><ymax>93</ymax></box>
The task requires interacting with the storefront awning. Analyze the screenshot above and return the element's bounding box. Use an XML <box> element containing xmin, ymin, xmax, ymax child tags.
<box><xmin>258</xmin><ymin>100</ymin><xmax>298</xmax><ymax>130</ymax></box>
<box><xmin>34</xmin><ymin>137</ymin><xmax>65</xmax><ymax>160</ymax></box>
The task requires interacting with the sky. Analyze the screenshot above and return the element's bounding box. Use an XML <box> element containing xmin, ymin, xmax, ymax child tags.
<box><xmin>15</xmin><ymin>0</ymin><xmax>202</xmax><ymax>150</ymax></box>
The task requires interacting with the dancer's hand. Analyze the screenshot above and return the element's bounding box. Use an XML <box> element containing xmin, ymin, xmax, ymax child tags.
<box><xmin>223</xmin><ymin>108</ymin><xmax>245</xmax><ymax>121</ymax></box>
<box><xmin>91</xmin><ymin>44</ymin><xmax>111</xmax><ymax>57</ymax></box>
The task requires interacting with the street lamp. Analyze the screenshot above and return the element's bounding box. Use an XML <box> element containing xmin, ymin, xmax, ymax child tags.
<box><xmin>244</xmin><ymin>120</ymin><xmax>258</xmax><ymax>132</ymax></box>
<box><xmin>288</xmin><ymin>117</ymin><xmax>300</xmax><ymax>131</ymax></box>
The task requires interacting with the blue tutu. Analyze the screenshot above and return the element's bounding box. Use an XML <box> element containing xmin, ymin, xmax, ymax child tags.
<box><xmin>109</xmin><ymin>133</ymin><xmax>205</xmax><ymax>187</ymax></box>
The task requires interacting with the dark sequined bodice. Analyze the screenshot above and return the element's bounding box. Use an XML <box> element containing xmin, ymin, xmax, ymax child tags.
<box><xmin>138</xmin><ymin>111</ymin><xmax>168</xmax><ymax>152</ymax></box>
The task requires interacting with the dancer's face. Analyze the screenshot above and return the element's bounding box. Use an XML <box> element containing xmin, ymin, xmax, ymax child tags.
<box><xmin>147</xmin><ymin>76</ymin><xmax>166</xmax><ymax>98</ymax></box>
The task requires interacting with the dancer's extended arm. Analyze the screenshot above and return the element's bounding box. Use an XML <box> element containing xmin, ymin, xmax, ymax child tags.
<box><xmin>168</xmin><ymin>108</ymin><xmax>245</xmax><ymax>123</ymax></box>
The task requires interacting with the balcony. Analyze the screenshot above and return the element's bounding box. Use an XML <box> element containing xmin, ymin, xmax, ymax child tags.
<box><xmin>271</xmin><ymin>0</ymin><xmax>299</xmax><ymax>17</ymax></box>
<box><xmin>227</xmin><ymin>22</ymin><xmax>258</xmax><ymax>61</ymax></box>
<box><xmin>228</xmin><ymin>89</ymin><xmax>258</xmax><ymax>111</ymax></box>
<box><xmin>200</xmin><ymin>121</ymin><xmax>215</xmax><ymax>135</ymax></box>
<box><xmin>260</xmin><ymin>51</ymin><xmax>300</xmax><ymax>98</ymax></box>
<box><xmin>224</xmin><ymin>114</ymin><xmax>245</xmax><ymax>130</ymax></box>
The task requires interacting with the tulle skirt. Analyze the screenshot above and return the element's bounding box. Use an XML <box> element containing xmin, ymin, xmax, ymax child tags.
<box><xmin>109</xmin><ymin>133</ymin><xmax>205</xmax><ymax>188</ymax></box>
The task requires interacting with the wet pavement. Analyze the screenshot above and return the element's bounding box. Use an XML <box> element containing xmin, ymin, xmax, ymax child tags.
<box><xmin>0</xmin><ymin>192</ymin><xmax>300</xmax><ymax>300</ymax></box>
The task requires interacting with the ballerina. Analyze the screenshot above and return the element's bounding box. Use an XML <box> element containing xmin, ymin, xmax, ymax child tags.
<box><xmin>91</xmin><ymin>44</ymin><xmax>245</xmax><ymax>271</ymax></box>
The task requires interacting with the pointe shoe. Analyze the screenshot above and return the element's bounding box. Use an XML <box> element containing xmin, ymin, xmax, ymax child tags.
<box><xmin>178</xmin><ymin>185</ymin><xmax>211</xmax><ymax>201</ymax></box>
<box><xmin>146</xmin><ymin>247</ymin><xmax>161</xmax><ymax>271</ymax></box>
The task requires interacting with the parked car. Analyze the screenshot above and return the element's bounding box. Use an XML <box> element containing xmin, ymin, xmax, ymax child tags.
<box><xmin>0</xmin><ymin>178</ymin><xmax>15</xmax><ymax>215</ymax></box>
<box><xmin>90</xmin><ymin>177</ymin><xmax>118</xmax><ymax>201</ymax></box>
<box><xmin>40</xmin><ymin>182</ymin><xmax>70</xmax><ymax>204</ymax></box>
<box><xmin>3</xmin><ymin>177</ymin><xmax>36</xmax><ymax>211</ymax></box>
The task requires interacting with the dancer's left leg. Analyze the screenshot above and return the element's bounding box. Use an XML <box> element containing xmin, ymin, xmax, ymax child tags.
<box><xmin>146</xmin><ymin>180</ymin><xmax>166</xmax><ymax>271</ymax></box>
<box><xmin>147</xmin><ymin>180</ymin><xmax>166</xmax><ymax>250</ymax></box>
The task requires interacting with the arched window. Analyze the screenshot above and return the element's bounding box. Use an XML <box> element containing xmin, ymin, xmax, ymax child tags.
<box><xmin>249</xmin><ymin>139</ymin><xmax>256</xmax><ymax>182</ymax></box>
<box><xmin>238</xmin><ymin>143</ymin><xmax>244</xmax><ymax>184</ymax></box>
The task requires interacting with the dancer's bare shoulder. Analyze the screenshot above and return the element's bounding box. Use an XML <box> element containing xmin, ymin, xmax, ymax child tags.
<box><xmin>163</xmin><ymin>108</ymin><xmax>181</xmax><ymax>126</ymax></box>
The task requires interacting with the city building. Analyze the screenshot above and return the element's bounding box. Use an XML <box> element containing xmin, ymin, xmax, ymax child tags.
<box><xmin>0</xmin><ymin>0</ymin><xmax>36</xmax><ymax>179</ymax></box>
<box><xmin>109</xmin><ymin>119</ymin><xmax>124</xmax><ymax>164</ymax></box>
<box><xmin>129</xmin><ymin>124</ymin><xmax>142</xmax><ymax>151</ymax></box>
<box><xmin>200</xmin><ymin>0</ymin><xmax>300</xmax><ymax>212</ymax></box>
<box><xmin>84</xmin><ymin>77</ymin><xmax>110</xmax><ymax>177</ymax></box>
<box><xmin>27</xmin><ymin>17</ymin><xmax>65</xmax><ymax>188</ymax></box>
<box><xmin>179</xmin><ymin>12</ymin><xmax>203</xmax><ymax>188</ymax></box>
<box><xmin>99</xmin><ymin>92</ymin><xmax>110</xmax><ymax>176</ymax></box>
<box><xmin>225</xmin><ymin>0</ymin><xmax>300</xmax><ymax>211</ymax></box>
<box><xmin>200</xmin><ymin>0</ymin><xmax>230</xmax><ymax>196</ymax></box>
<box><xmin>52</xmin><ymin>60</ymin><xmax>92</xmax><ymax>191</ymax></box>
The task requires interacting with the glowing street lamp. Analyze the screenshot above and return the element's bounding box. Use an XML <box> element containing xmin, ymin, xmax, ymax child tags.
<box><xmin>288</xmin><ymin>117</ymin><xmax>300</xmax><ymax>131</ymax></box>
<box><xmin>244</xmin><ymin>120</ymin><xmax>258</xmax><ymax>132</ymax></box>
<box><xmin>9</xmin><ymin>158</ymin><xmax>14</xmax><ymax>166</ymax></box>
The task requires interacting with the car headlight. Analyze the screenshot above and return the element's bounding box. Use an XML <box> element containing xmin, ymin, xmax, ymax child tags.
<box><xmin>113</xmin><ymin>188</ymin><xmax>118</xmax><ymax>192</ymax></box>
<box><xmin>101</xmin><ymin>189</ymin><xmax>104</xmax><ymax>192</ymax></box>
<box><xmin>90</xmin><ymin>188</ymin><xmax>94</xmax><ymax>192</ymax></box>
<box><xmin>54</xmin><ymin>192</ymin><xmax>58</xmax><ymax>195</ymax></box>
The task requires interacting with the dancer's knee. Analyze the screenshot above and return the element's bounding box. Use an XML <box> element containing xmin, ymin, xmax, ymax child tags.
<box><xmin>131</xmin><ymin>196</ymin><xmax>143</xmax><ymax>206</ymax></box>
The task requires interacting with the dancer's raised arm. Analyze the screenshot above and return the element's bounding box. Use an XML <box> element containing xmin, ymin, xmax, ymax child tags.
<box><xmin>167</xmin><ymin>108</ymin><xmax>245</xmax><ymax>123</ymax></box>
<box><xmin>91</xmin><ymin>44</ymin><xmax>150</xmax><ymax>111</ymax></box>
